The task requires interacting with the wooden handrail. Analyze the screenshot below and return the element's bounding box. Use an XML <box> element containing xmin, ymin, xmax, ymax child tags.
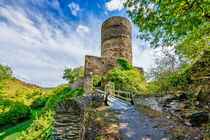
<box><xmin>93</xmin><ymin>89</ymin><xmax>134</xmax><ymax>105</ymax></box>
<box><xmin>114</xmin><ymin>94</ymin><xmax>131</xmax><ymax>101</ymax></box>
<box><xmin>111</xmin><ymin>90</ymin><xmax>134</xmax><ymax>105</ymax></box>
<box><xmin>94</xmin><ymin>89</ymin><xmax>108</xmax><ymax>94</ymax></box>
<box><xmin>111</xmin><ymin>90</ymin><xmax>133</xmax><ymax>94</ymax></box>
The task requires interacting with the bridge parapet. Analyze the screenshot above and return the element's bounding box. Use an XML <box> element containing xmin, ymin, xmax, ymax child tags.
<box><xmin>53</xmin><ymin>97</ymin><xmax>91</xmax><ymax>139</ymax></box>
<box><xmin>52</xmin><ymin>95</ymin><xmax>105</xmax><ymax>140</ymax></box>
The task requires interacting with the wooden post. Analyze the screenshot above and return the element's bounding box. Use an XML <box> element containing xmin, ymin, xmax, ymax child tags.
<box><xmin>104</xmin><ymin>92</ymin><xmax>109</xmax><ymax>106</ymax></box>
<box><xmin>130</xmin><ymin>93</ymin><xmax>134</xmax><ymax>105</ymax></box>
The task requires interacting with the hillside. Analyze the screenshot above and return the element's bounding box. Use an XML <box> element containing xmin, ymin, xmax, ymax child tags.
<box><xmin>0</xmin><ymin>66</ymin><xmax>84</xmax><ymax>139</ymax></box>
<box><xmin>166</xmin><ymin>51</ymin><xmax>209</xmax><ymax>103</ymax></box>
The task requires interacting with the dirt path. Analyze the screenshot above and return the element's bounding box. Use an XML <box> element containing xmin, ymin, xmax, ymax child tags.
<box><xmin>108</xmin><ymin>97</ymin><xmax>171</xmax><ymax>140</ymax></box>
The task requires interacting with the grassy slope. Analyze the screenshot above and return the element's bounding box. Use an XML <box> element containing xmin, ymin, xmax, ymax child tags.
<box><xmin>0</xmin><ymin>78</ymin><xmax>45</xmax><ymax>106</ymax></box>
<box><xmin>0</xmin><ymin>109</ymin><xmax>42</xmax><ymax>140</ymax></box>
<box><xmin>0</xmin><ymin>77</ymin><xmax>46</xmax><ymax>139</ymax></box>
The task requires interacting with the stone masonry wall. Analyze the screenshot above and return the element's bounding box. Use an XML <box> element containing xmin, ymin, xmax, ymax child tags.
<box><xmin>84</xmin><ymin>55</ymin><xmax>119</xmax><ymax>76</ymax></box>
<box><xmin>84</xmin><ymin>55</ymin><xmax>120</xmax><ymax>94</ymax></box>
<box><xmin>53</xmin><ymin>97</ymin><xmax>91</xmax><ymax>139</ymax></box>
<box><xmin>70</xmin><ymin>77</ymin><xmax>84</xmax><ymax>90</ymax></box>
<box><xmin>52</xmin><ymin>95</ymin><xmax>105</xmax><ymax>140</ymax></box>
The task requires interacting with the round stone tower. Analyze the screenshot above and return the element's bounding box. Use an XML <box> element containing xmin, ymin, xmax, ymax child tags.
<box><xmin>101</xmin><ymin>16</ymin><xmax>132</xmax><ymax>64</ymax></box>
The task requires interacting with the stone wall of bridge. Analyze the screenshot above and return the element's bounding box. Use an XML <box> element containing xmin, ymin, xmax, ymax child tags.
<box><xmin>52</xmin><ymin>95</ymin><xmax>105</xmax><ymax>140</ymax></box>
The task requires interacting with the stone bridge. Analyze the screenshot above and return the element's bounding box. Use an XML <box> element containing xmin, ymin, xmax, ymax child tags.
<box><xmin>52</xmin><ymin>89</ymin><xmax>133</xmax><ymax>139</ymax></box>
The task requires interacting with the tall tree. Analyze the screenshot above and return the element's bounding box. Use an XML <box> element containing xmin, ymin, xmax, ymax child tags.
<box><xmin>63</xmin><ymin>67</ymin><xmax>84</xmax><ymax>84</ymax></box>
<box><xmin>0</xmin><ymin>64</ymin><xmax>12</xmax><ymax>81</ymax></box>
<box><xmin>146</xmin><ymin>48</ymin><xmax>187</xmax><ymax>81</ymax></box>
<box><xmin>124</xmin><ymin>0</ymin><xmax>209</xmax><ymax>58</ymax></box>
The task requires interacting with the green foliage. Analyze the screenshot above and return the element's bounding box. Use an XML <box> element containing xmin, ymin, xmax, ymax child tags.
<box><xmin>31</xmin><ymin>95</ymin><xmax>49</xmax><ymax>108</ymax></box>
<box><xmin>105</xmin><ymin>67</ymin><xmax>127</xmax><ymax>90</ymax></box>
<box><xmin>165</xmin><ymin>52</ymin><xmax>209</xmax><ymax>92</ymax></box>
<box><xmin>124</xmin><ymin>0</ymin><xmax>209</xmax><ymax>47</ymax></box>
<box><xmin>105</xmin><ymin>65</ymin><xmax>146</xmax><ymax>94</ymax></box>
<box><xmin>41</xmin><ymin>85</ymin><xmax>84</xmax><ymax>113</ymax></box>
<box><xmin>147</xmin><ymin>49</ymin><xmax>188</xmax><ymax>81</ymax></box>
<box><xmin>142</xmin><ymin>81</ymin><xmax>162</xmax><ymax>94</ymax></box>
<box><xmin>124</xmin><ymin>68</ymin><xmax>146</xmax><ymax>93</ymax></box>
<box><xmin>20</xmin><ymin>111</ymin><xmax>54</xmax><ymax>140</ymax></box>
<box><xmin>20</xmin><ymin>85</ymin><xmax>84</xmax><ymax>139</ymax></box>
<box><xmin>0</xmin><ymin>78</ymin><xmax>47</xmax><ymax>127</ymax></box>
<box><xmin>124</xmin><ymin>0</ymin><xmax>209</xmax><ymax>59</ymax></box>
<box><xmin>0</xmin><ymin>64</ymin><xmax>12</xmax><ymax>81</ymax></box>
<box><xmin>0</xmin><ymin>65</ymin><xmax>84</xmax><ymax>139</ymax></box>
<box><xmin>174</xmin><ymin>23</ymin><xmax>209</xmax><ymax>59</ymax></box>
<box><xmin>0</xmin><ymin>109</ymin><xmax>41</xmax><ymax>140</ymax></box>
<box><xmin>117</xmin><ymin>58</ymin><xmax>134</xmax><ymax>70</ymax></box>
<box><xmin>165</xmin><ymin>71</ymin><xmax>192</xmax><ymax>91</ymax></box>
<box><xmin>0</xmin><ymin>100</ymin><xmax>31</xmax><ymax>126</ymax></box>
<box><xmin>93</xmin><ymin>74</ymin><xmax>101</xmax><ymax>86</ymax></box>
<box><xmin>144</xmin><ymin>49</ymin><xmax>189</xmax><ymax>93</ymax></box>
<box><xmin>63</xmin><ymin>67</ymin><xmax>84</xmax><ymax>84</ymax></box>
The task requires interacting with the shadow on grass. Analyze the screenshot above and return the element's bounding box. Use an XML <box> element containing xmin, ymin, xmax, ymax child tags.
<box><xmin>0</xmin><ymin>109</ymin><xmax>41</xmax><ymax>140</ymax></box>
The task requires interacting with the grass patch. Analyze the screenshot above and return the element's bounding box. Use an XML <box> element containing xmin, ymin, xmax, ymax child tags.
<box><xmin>0</xmin><ymin>109</ymin><xmax>41</xmax><ymax>139</ymax></box>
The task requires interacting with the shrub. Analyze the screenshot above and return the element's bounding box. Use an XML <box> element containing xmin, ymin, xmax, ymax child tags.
<box><xmin>165</xmin><ymin>71</ymin><xmax>192</xmax><ymax>91</ymax></box>
<box><xmin>20</xmin><ymin>111</ymin><xmax>54</xmax><ymax>140</ymax></box>
<box><xmin>117</xmin><ymin>58</ymin><xmax>134</xmax><ymax>70</ymax></box>
<box><xmin>0</xmin><ymin>64</ymin><xmax>12</xmax><ymax>81</ymax></box>
<box><xmin>105</xmin><ymin>67</ymin><xmax>127</xmax><ymax>90</ymax></box>
<box><xmin>105</xmin><ymin>67</ymin><xmax>146</xmax><ymax>94</ymax></box>
<box><xmin>0</xmin><ymin>101</ymin><xmax>31</xmax><ymax>126</ymax></box>
<box><xmin>31</xmin><ymin>95</ymin><xmax>49</xmax><ymax>108</ymax></box>
<box><xmin>93</xmin><ymin>74</ymin><xmax>101</xmax><ymax>87</ymax></box>
<box><xmin>142</xmin><ymin>81</ymin><xmax>162</xmax><ymax>94</ymax></box>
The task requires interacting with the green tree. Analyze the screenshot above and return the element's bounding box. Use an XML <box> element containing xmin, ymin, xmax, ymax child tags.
<box><xmin>117</xmin><ymin>58</ymin><xmax>134</xmax><ymax>70</ymax></box>
<box><xmin>105</xmin><ymin>58</ymin><xmax>146</xmax><ymax>93</ymax></box>
<box><xmin>146</xmin><ymin>49</ymin><xmax>188</xmax><ymax>92</ymax></box>
<box><xmin>0</xmin><ymin>64</ymin><xmax>12</xmax><ymax>81</ymax></box>
<box><xmin>124</xmin><ymin>0</ymin><xmax>209</xmax><ymax>58</ymax></box>
<box><xmin>105</xmin><ymin>67</ymin><xmax>146</xmax><ymax>93</ymax></box>
<box><xmin>105</xmin><ymin>67</ymin><xmax>127</xmax><ymax>90</ymax></box>
<box><xmin>63</xmin><ymin>67</ymin><xmax>84</xmax><ymax>84</ymax></box>
<box><xmin>147</xmin><ymin>49</ymin><xmax>188</xmax><ymax>81</ymax></box>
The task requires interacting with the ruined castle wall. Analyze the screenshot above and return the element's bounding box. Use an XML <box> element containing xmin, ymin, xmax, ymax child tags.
<box><xmin>84</xmin><ymin>55</ymin><xmax>119</xmax><ymax>77</ymax></box>
<box><xmin>134</xmin><ymin>66</ymin><xmax>144</xmax><ymax>74</ymax></box>
<box><xmin>84</xmin><ymin>55</ymin><xmax>120</xmax><ymax>94</ymax></box>
<box><xmin>101</xmin><ymin>16</ymin><xmax>132</xmax><ymax>64</ymax></box>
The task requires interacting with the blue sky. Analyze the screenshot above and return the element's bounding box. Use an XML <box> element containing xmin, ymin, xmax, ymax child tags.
<box><xmin>0</xmin><ymin>0</ymin><xmax>160</xmax><ymax>87</ymax></box>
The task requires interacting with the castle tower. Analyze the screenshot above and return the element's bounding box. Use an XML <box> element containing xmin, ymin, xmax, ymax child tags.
<box><xmin>101</xmin><ymin>16</ymin><xmax>132</xmax><ymax>64</ymax></box>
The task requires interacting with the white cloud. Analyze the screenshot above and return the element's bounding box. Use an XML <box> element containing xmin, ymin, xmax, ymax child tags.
<box><xmin>0</xmin><ymin>6</ymin><xmax>41</xmax><ymax>37</ymax></box>
<box><xmin>105</xmin><ymin>0</ymin><xmax>126</xmax><ymax>11</ymax></box>
<box><xmin>0</xmin><ymin>4</ymin><xmax>101</xmax><ymax>87</ymax></box>
<box><xmin>76</xmin><ymin>25</ymin><xmax>90</xmax><ymax>33</ymax></box>
<box><xmin>68</xmin><ymin>2</ymin><xmax>80</xmax><ymax>16</ymax></box>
